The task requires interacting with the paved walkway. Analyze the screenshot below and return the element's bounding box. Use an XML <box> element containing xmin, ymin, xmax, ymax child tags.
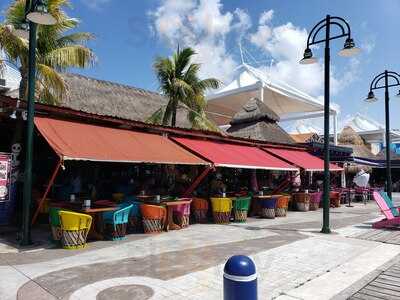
<box><xmin>1</xmin><ymin>200</ymin><xmax>399</xmax><ymax>300</ymax></box>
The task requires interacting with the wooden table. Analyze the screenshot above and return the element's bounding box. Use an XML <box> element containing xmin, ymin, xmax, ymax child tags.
<box><xmin>161</xmin><ymin>199</ymin><xmax>192</xmax><ymax>231</ymax></box>
<box><xmin>50</xmin><ymin>201</ymin><xmax>118</xmax><ymax>240</ymax></box>
<box><xmin>136</xmin><ymin>195</ymin><xmax>156</xmax><ymax>202</ymax></box>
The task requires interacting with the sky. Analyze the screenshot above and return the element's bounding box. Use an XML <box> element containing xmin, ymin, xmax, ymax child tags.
<box><xmin>1</xmin><ymin>0</ymin><xmax>400</xmax><ymax>129</ymax></box>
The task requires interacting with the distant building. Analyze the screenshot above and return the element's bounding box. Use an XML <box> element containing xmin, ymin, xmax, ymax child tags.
<box><xmin>342</xmin><ymin>113</ymin><xmax>400</xmax><ymax>155</ymax></box>
<box><xmin>205</xmin><ymin>63</ymin><xmax>340</xmax><ymax>144</ymax></box>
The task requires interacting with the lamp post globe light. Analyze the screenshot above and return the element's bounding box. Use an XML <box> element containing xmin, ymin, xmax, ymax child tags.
<box><xmin>8</xmin><ymin>0</ymin><xmax>56</xmax><ymax>246</ymax></box>
<box><xmin>365</xmin><ymin>71</ymin><xmax>400</xmax><ymax>200</ymax></box>
<box><xmin>300</xmin><ymin>15</ymin><xmax>360</xmax><ymax>234</ymax></box>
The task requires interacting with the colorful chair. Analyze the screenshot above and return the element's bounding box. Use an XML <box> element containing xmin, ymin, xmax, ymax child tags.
<box><xmin>275</xmin><ymin>196</ymin><xmax>290</xmax><ymax>217</ymax></box>
<box><xmin>294</xmin><ymin>193</ymin><xmax>310</xmax><ymax>212</ymax></box>
<box><xmin>259</xmin><ymin>197</ymin><xmax>277</xmax><ymax>219</ymax></box>
<box><xmin>309</xmin><ymin>192</ymin><xmax>322</xmax><ymax>211</ymax></box>
<box><xmin>192</xmin><ymin>197</ymin><xmax>209</xmax><ymax>223</ymax></box>
<box><xmin>59</xmin><ymin>211</ymin><xmax>92</xmax><ymax>249</ymax></box>
<box><xmin>103</xmin><ymin>204</ymin><xmax>133</xmax><ymax>240</ymax></box>
<box><xmin>121</xmin><ymin>199</ymin><xmax>142</xmax><ymax>233</ymax></box>
<box><xmin>211</xmin><ymin>197</ymin><xmax>232</xmax><ymax>224</ymax></box>
<box><xmin>140</xmin><ymin>204</ymin><xmax>166</xmax><ymax>233</ymax></box>
<box><xmin>330</xmin><ymin>192</ymin><xmax>340</xmax><ymax>208</ymax></box>
<box><xmin>379</xmin><ymin>191</ymin><xmax>400</xmax><ymax>217</ymax></box>
<box><xmin>372</xmin><ymin>191</ymin><xmax>400</xmax><ymax>229</ymax></box>
<box><xmin>232</xmin><ymin>196</ymin><xmax>251</xmax><ymax>222</ymax></box>
<box><xmin>173</xmin><ymin>201</ymin><xmax>191</xmax><ymax>228</ymax></box>
<box><xmin>49</xmin><ymin>207</ymin><xmax>62</xmax><ymax>241</ymax></box>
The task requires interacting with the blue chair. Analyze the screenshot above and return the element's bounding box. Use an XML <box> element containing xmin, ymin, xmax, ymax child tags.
<box><xmin>103</xmin><ymin>204</ymin><xmax>132</xmax><ymax>240</ymax></box>
<box><xmin>120</xmin><ymin>200</ymin><xmax>142</xmax><ymax>232</ymax></box>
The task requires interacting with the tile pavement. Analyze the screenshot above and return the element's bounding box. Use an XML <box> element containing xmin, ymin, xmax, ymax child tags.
<box><xmin>0</xmin><ymin>201</ymin><xmax>397</xmax><ymax>300</ymax></box>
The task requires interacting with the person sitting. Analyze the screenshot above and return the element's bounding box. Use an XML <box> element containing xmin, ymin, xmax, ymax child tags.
<box><xmin>210</xmin><ymin>173</ymin><xmax>226</xmax><ymax>196</ymax></box>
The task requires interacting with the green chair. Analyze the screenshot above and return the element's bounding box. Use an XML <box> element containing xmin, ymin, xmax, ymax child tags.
<box><xmin>103</xmin><ymin>204</ymin><xmax>133</xmax><ymax>240</ymax></box>
<box><xmin>232</xmin><ymin>196</ymin><xmax>251</xmax><ymax>222</ymax></box>
<box><xmin>379</xmin><ymin>191</ymin><xmax>400</xmax><ymax>217</ymax></box>
<box><xmin>49</xmin><ymin>207</ymin><xmax>62</xmax><ymax>241</ymax></box>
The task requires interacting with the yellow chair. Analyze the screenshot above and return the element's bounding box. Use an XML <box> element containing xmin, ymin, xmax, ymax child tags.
<box><xmin>59</xmin><ymin>211</ymin><xmax>92</xmax><ymax>249</ymax></box>
<box><xmin>210</xmin><ymin>197</ymin><xmax>232</xmax><ymax>224</ymax></box>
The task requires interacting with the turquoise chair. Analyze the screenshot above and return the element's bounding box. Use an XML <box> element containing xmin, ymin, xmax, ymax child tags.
<box><xmin>120</xmin><ymin>200</ymin><xmax>142</xmax><ymax>232</ymax></box>
<box><xmin>103</xmin><ymin>204</ymin><xmax>133</xmax><ymax>240</ymax></box>
<box><xmin>379</xmin><ymin>191</ymin><xmax>400</xmax><ymax>217</ymax></box>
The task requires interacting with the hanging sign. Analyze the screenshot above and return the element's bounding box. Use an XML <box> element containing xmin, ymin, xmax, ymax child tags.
<box><xmin>0</xmin><ymin>153</ymin><xmax>11</xmax><ymax>201</ymax></box>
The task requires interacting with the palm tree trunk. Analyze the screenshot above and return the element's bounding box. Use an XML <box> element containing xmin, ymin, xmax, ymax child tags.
<box><xmin>171</xmin><ymin>99</ymin><xmax>177</xmax><ymax>127</ymax></box>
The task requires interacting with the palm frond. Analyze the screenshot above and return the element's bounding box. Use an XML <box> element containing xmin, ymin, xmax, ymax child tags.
<box><xmin>42</xmin><ymin>45</ymin><xmax>96</xmax><ymax>71</ymax></box>
<box><xmin>56</xmin><ymin>32</ymin><xmax>94</xmax><ymax>47</ymax></box>
<box><xmin>36</xmin><ymin>63</ymin><xmax>66</xmax><ymax>103</ymax></box>
<box><xmin>146</xmin><ymin>106</ymin><xmax>166</xmax><ymax>125</ymax></box>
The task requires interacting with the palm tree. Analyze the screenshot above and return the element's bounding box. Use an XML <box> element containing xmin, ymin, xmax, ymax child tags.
<box><xmin>148</xmin><ymin>47</ymin><xmax>220</xmax><ymax>130</ymax></box>
<box><xmin>0</xmin><ymin>0</ymin><xmax>96</xmax><ymax>103</ymax></box>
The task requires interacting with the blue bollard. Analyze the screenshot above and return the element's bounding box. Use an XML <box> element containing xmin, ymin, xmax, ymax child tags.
<box><xmin>223</xmin><ymin>255</ymin><xmax>257</xmax><ymax>300</ymax></box>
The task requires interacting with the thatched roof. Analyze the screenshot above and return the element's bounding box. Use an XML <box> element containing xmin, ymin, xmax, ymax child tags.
<box><xmin>60</xmin><ymin>73</ymin><xmax>167</xmax><ymax>123</ymax></box>
<box><xmin>338</xmin><ymin>126</ymin><xmax>375</xmax><ymax>159</ymax></box>
<box><xmin>290</xmin><ymin>133</ymin><xmax>323</xmax><ymax>143</ymax></box>
<box><xmin>338</xmin><ymin>126</ymin><xmax>365</xmax><ymax>145</ymax></box>
<box><xmin>230</xmin><ymin>97</ymin><xmax>279</xmax><ymax>125</ymax></box>
<box><xmin>7</xmin><ymin>73</ymin><xmax>202</xmax><ymax>129</ymax></box>
<box><xmin>227</xmin><ymin>97</ymin><xmax>294</xmax><ymax>144</ymax></box>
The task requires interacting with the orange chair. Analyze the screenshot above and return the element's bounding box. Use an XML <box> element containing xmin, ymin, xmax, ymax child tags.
<box><xmin>192</xmin><ymin>198</ymin><xmax>209</xmax><ymax>223</ymax></box>
<box><xmin>140</xmin><ymin>204</ymin><xmax>167</xmax><ymax>233</ymax></box>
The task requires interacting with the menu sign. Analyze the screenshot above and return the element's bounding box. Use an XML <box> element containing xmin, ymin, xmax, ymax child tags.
<box><xmin>0</xmin><ymin>154</ymin><xmax>11</xmax><ymax>202</ymax></box>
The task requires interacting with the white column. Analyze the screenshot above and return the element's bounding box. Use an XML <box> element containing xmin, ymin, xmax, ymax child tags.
<box><xmin>382</xmin><ymin>129</ymin><xmax>386</xmax><ymax>147</ymax></box>
<box><xmin>341</xmin><ymin>168</ymin><xmax>346</xmax><ymax>188</ymax></box>
<box><xmin>333</xmin><ymin>112</ymin><xmax>338</xmax><ymax>146</ymax></box>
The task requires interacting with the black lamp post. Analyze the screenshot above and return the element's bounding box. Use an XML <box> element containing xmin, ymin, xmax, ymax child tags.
<box><xmin>300</xmin><ymin>15</ymin><xmax>360</xmax><ymax>234</ymax></box>
<box><xmin>11</xmin><ymin>0</ymin><xmax>56</xmax><ymax>246</ymax></box>
<box><xmin>365</xmin><ymin>71</ymin><xmax>400</xmax><ymax>200</ymax></box>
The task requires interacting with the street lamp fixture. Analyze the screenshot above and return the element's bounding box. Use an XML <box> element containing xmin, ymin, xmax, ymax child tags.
<box><xmin>299</xmin><ymin>48</ymin><xmax>318</xmax><ymax>65</ymax></box>
<box><xmin>338</xmin><ymin>38</ymin><xmax>361</xmax><ymax>57</ymax></box>
<box><xmin>365</xmin><ymin>91</ymin><xmax>378</xmax><ymax>103</ymax></box>
<box><xmin>365</xmin><ymin>70</ymin><xmax>400</xmax><ymax>199</ymax></box>
<box><xmin>300</xmin><ymin>15</ymin><xmax>359</xmax><ymax>234</ymax></box>
<box><xmin>26</xmin><ymin>0</ymin><xmax>56</xmax><ymax>25</ymax></box>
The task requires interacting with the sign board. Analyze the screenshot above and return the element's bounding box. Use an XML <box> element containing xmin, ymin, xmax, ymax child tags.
<box><xmin>0</xmin><ymin>153</ymin><xmax>11</xmax><ymax>202</ymax></box>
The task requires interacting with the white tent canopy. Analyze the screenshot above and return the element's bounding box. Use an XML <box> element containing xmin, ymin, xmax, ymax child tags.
<box><xmin>206</xmin><ymin>64</ymin><xmax>339</xmax><ymax>122</ymax></box>
<box><xmin>206</xmin><ymin>63</ymin><xmax>340</xmax><ymax>144</ymax></box>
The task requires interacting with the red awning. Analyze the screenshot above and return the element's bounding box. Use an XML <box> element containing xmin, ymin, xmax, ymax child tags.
<box><xmin>35</xmin><ymin>117</ymin><xmax>208</xmax><ymax>165</ymax></box>
<box><xmin>172</xmin><ymin>137</ymin><xmax>298</xmax><ymax>171</ymax></box>
<box><xmin>263</xmin><ymin>147</ymin><xmax>343</xmax><ymax>171</ymax></box>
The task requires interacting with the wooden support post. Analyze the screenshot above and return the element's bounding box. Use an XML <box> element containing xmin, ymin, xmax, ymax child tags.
<box><xmin>31</xmin><ymin>158</ymin><xmax>62</xmax><ymax>225</ymax></box>
<box><xmin>182</xmin><ymin>166</ymin><xmax>213</xmax><ymax>198</ymax></box>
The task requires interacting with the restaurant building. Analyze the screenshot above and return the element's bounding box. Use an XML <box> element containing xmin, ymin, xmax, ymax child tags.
<box><xmin>0</xmin><ymin>89</ymin><xmax>342</xmax><ymax>227</ymax></box>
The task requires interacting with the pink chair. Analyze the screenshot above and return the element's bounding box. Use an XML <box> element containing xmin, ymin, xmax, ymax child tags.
<box><xmin>372</xmin><ymin>191</ymin><xmax>400</xmax><ymax>229</ymax></box>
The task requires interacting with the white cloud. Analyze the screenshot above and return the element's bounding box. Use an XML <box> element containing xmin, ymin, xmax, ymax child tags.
<box><xmin>259</xmin><ymin>10</ymin><xmax>274</xmax><ymax>25</ymax></box>
<box><xmin>250</xmin><ymin>19</ymin><xmax>361</xmax><ymax>97</ymax></box>
<box><xmin>149</xmin><ymin>1</ymin><xmax>361</xmax><ymax>97</ymax></box>
<box><xmin>149</xmin><ymin>0</ymin><xmax>248</xmax><ymax>83</ymax></box>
